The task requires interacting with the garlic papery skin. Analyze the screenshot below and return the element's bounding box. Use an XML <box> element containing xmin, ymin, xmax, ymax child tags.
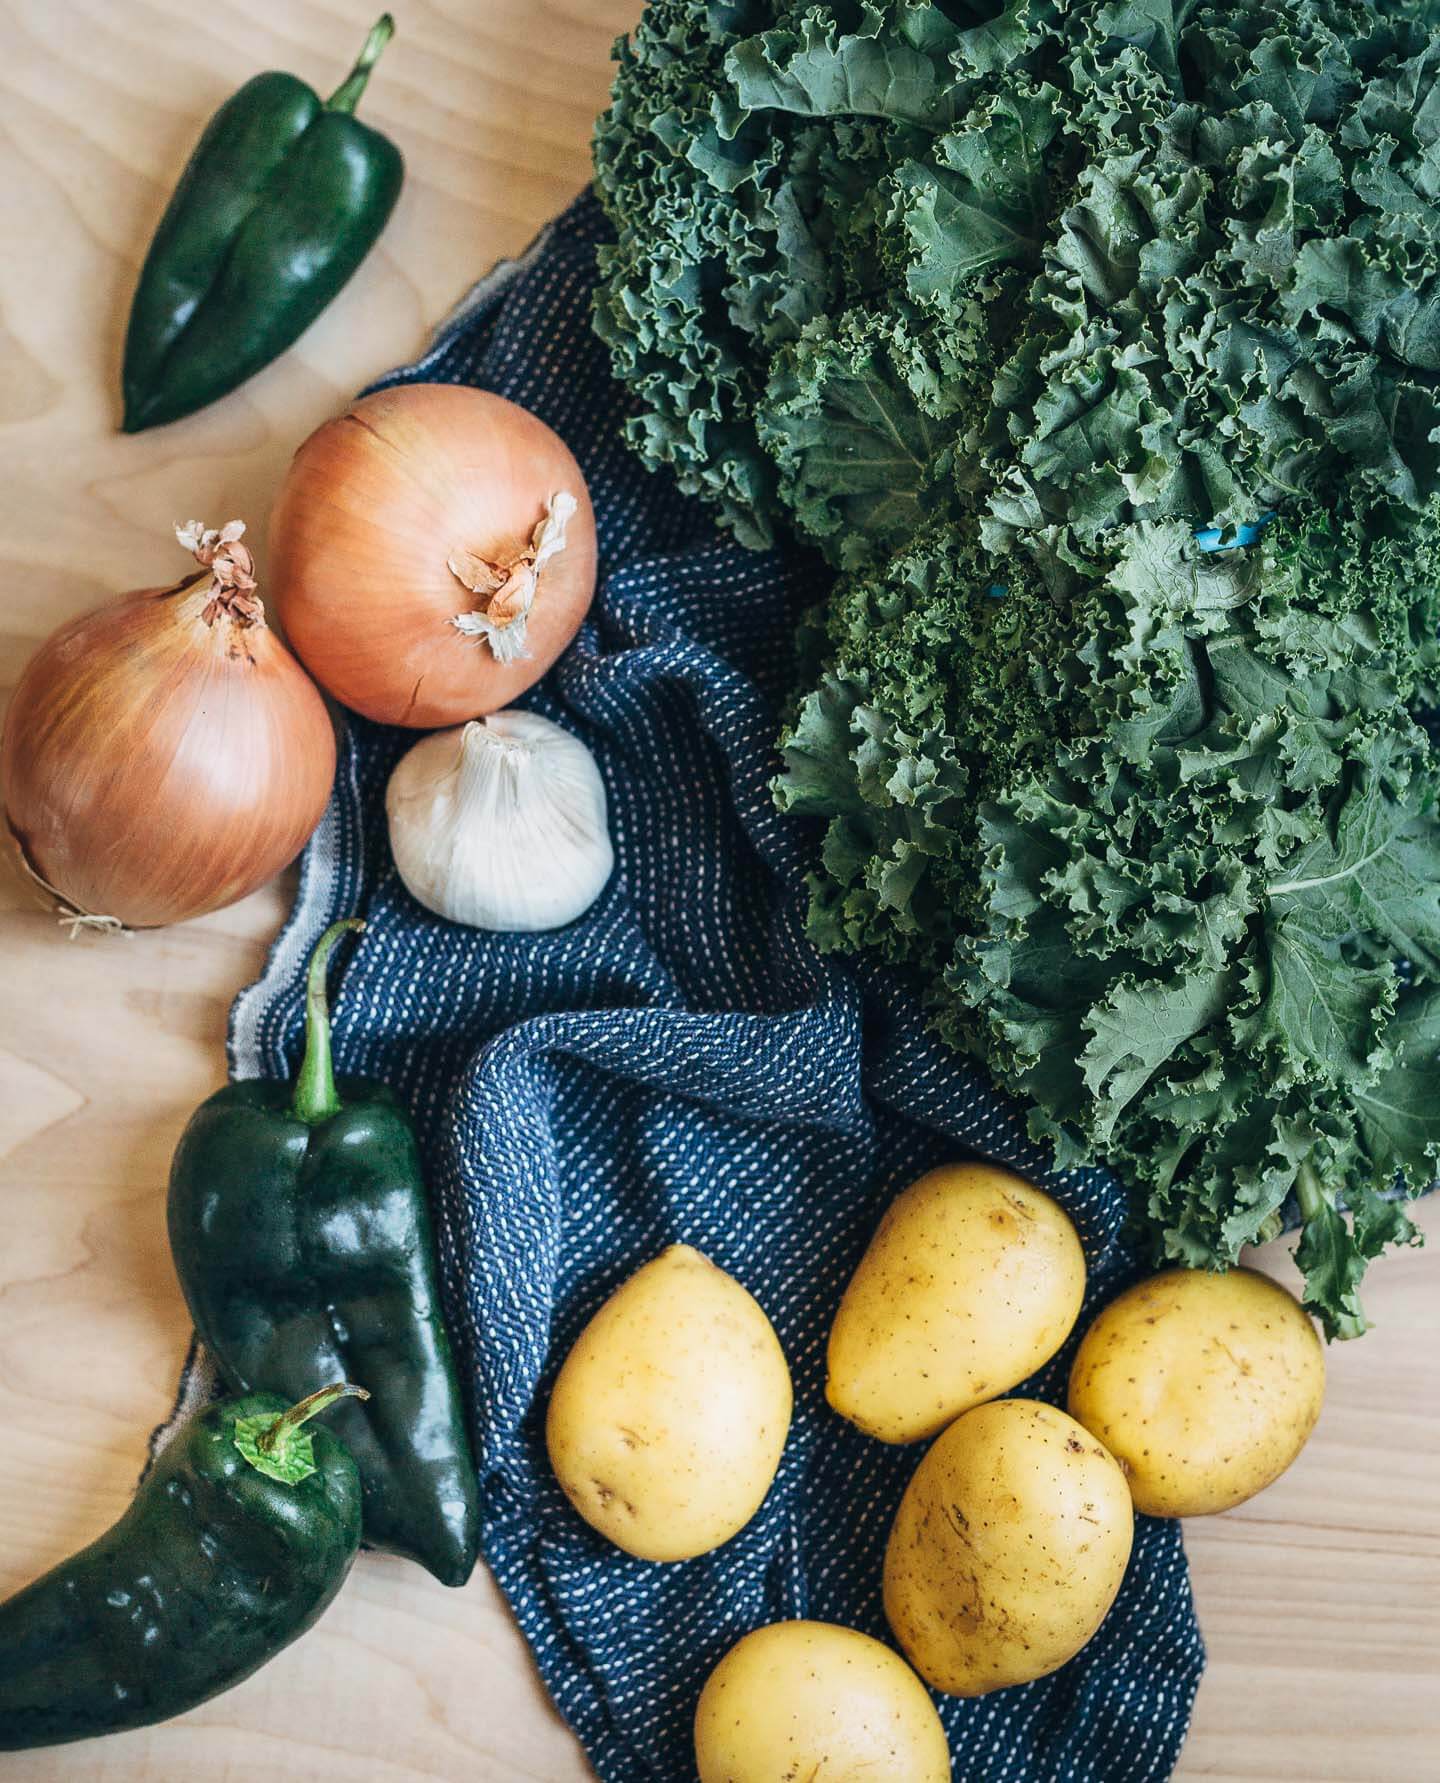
<box><xmin>385</xmin><ymin>710</ymin><xmax>613</xmax><ymax>931</ymax></box>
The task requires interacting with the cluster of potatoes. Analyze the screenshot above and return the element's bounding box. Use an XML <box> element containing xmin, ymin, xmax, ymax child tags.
<box><xmin>545</xmin><ymin>1163</ymin><xmax>1326</xmax><ymax>1780</ymax></box>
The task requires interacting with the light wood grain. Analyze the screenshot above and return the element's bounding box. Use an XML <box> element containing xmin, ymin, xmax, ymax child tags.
<box><xmin>0</xmin><ymin>3</ymin><xmax>1436</xmax><ymax>1780</ymax></box>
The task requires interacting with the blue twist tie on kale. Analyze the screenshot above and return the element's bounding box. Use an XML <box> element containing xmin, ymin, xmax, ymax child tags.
<box><xmin>1193</xmin><ymin>516</ymin><xmax>1275</xmax><ymax>553</ymax></box>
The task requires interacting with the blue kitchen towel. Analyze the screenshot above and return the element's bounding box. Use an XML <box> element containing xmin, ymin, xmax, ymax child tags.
<box><xmin>202</xmin><ymin>190</ymin><xmax>1206</xmax><ymax>1781</ymax></box>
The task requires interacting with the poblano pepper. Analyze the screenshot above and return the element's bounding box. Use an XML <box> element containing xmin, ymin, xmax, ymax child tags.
<box><xmin>168</xmin><ymin>919</ymin><xmax>481</xmax><ymax>1587</ymax></box>
<box><xmin>121</xmin><ymin>15</ymin><xmax>403</xmax><ymax>433</ymax></box>
<box><xmin>0</xmin><ymin>1383</ymin><xmax>364</xmax><ymax>1751</ymax></box>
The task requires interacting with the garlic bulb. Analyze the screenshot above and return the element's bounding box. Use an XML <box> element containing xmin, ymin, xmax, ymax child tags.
<box><xmin>385</xmin><ymin>710</ymin><xmax>613</xmax><ymax>931</ymax></box>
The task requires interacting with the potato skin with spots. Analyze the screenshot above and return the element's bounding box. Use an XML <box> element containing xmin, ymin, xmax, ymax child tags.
<box><xmin>1067</xmin><ymin>1267</ymin><xmax>1325</xmax><ymax>1518</ymax></box>
<box><xmin>827</xmin><ymin>1164</ymin><xmax>1086</xmax><ymax>1444</ymax></box>
<box><xmin>693</xmin><ymin>1620</ymin><xmax>951</xmax><ymax>1783</ymax></box>
<box><xmin>883</xmin><ymin>1399</ymin><xmax>1132</xmax><ymax>1696</ymax></box>
<box><xmin>545</xmin><ymin>1245</ymin><xmax>792</xmax><ymax>1561</ymax></box>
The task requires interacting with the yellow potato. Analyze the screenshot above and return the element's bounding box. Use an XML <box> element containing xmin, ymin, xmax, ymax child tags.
<box><xmin>546</xmin><ymin>1244</ymin><xmax>792</xmax><ymax>1561</ymax></box>
<box><xmin>827</xmin><ymin>1163</ymin><xmax>1086</xmax><ymax>1443</ymax></box>
<box><xmin>694</xmin><ymin>1621</ymin><xmax>950</xmax><ymax>1783</ymax></box>
<box><xmin>883</xmin><ymin>1398</ymin><xmax>1132</xmax><ymax>1696</ymax></box>
<box><xmin>1067</xmin><ymin>1266</ymin><xmax>1324</xmax><ymax>1518</ymax></box>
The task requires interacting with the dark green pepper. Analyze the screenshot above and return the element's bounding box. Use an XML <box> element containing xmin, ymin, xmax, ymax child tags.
<box><xmin>121</xmin><ymin>15</ymin><xmax>404</xmax><ymax>433</ymax></box>
<box><xmin>167</xmin><ymin>919</ymin><xmax>481</xmax><ymax>1587</ymax></box>
<box><xmin>0</xmin><ymin>1383</ymin><xmax>364</xmax><ymax>1750</ymax></box>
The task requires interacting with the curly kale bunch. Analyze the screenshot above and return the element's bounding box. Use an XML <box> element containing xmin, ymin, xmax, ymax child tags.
<box><xmin>594</xmin><ymin>0</ymin><xmax>1440</xmax><ymax>1333</ymax></box>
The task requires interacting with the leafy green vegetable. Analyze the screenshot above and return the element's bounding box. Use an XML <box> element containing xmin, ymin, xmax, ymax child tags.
<box><xmin>595</xmin><ymin>0</ymin><xmax>1440</xmax><ymax>1334</ymax></box>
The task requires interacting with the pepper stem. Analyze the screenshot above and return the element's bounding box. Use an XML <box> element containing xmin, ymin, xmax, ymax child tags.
<box><xmin>326</xmin><ymin>14</ymin><xmax>396</xmax><ymax>114</ymax></box>
<box><xmin>234</xmin><ymin>1381</ymin><xmax>371</xmax><ymax>1486</ymax></box>
<box><xmin>291</xmin><ymin>918</ymin><xmax>365</xmax><ymax>1124</ymax></box>
<box><xmin>258</xmin><ymin>1382</ymin><xmax>371</xmax><ymax>1455</ymax></box>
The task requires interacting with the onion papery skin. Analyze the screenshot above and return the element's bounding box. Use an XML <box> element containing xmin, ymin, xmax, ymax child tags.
<box><xmin>1</xmin><ymin>576</ymin><xmax>336</xmax><ymax>929</ymax></box>
<box><xmin>269</xmin><ymin>385</ymin><xmax>598</xmax><ymax>728</ymax></box>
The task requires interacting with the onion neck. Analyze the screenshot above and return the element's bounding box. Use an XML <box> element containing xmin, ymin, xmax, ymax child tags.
<box><xmin>166</xmin><ymin>577</ymin><xmax>267</xmax><ymax>663</ymax></box>
<box><xmin>172</xmin><ymin>521</ymin><xmax>266</xmax><ymax>629</ymax></box>
<box><xmin>199</xmin><ymin>582</ymin><xmax>265</xmax><ymax>629</ymax></box>
<box><xmin>447</xmin><ymin>491</ymin><xmax>577</xmax><ymax>663</ymax></box>
<box><xmin>161</xmin><ymin>568</ymin><xmax>245</xmax><ymax>611</ymax></box>
<box><xmin>292</xmin><ymin>918</ymin><xmax>366</xmax><ymax>1123</ymax></box>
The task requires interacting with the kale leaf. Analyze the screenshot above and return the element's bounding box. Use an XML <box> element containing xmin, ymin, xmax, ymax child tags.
<box><xmin>595</xmin><ymin>0</ymin><xmax>1440</xmax><ymax>1334</ymax></box>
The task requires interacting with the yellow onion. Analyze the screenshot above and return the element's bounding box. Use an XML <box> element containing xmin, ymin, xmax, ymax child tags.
<box><xmin>269</xmin><ymin>384</ymin><xmax>598</xmax><ymax>728</ymax></box>
<box><xmin>1</xmin><ymin>522</ymin><xmax>336</xmax><ymax>931</ymax></box>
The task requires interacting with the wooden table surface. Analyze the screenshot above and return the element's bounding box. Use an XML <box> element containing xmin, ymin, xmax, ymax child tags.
<box><xmin>1</xmin><ymin>3</ymin><xmax>1436</xmax><ymax>1779</ymax></box>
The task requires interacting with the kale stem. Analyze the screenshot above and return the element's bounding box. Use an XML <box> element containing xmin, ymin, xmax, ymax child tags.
<box><xmin>1293</xmin><ymin>1160</ymin><xmax>1325</xmax><ymax>1226</ymax></box>
<box><xmin>1294</xmin><ymin>1161</ymin><xmax>1368</xmax><ymax>1340</ymax></box>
